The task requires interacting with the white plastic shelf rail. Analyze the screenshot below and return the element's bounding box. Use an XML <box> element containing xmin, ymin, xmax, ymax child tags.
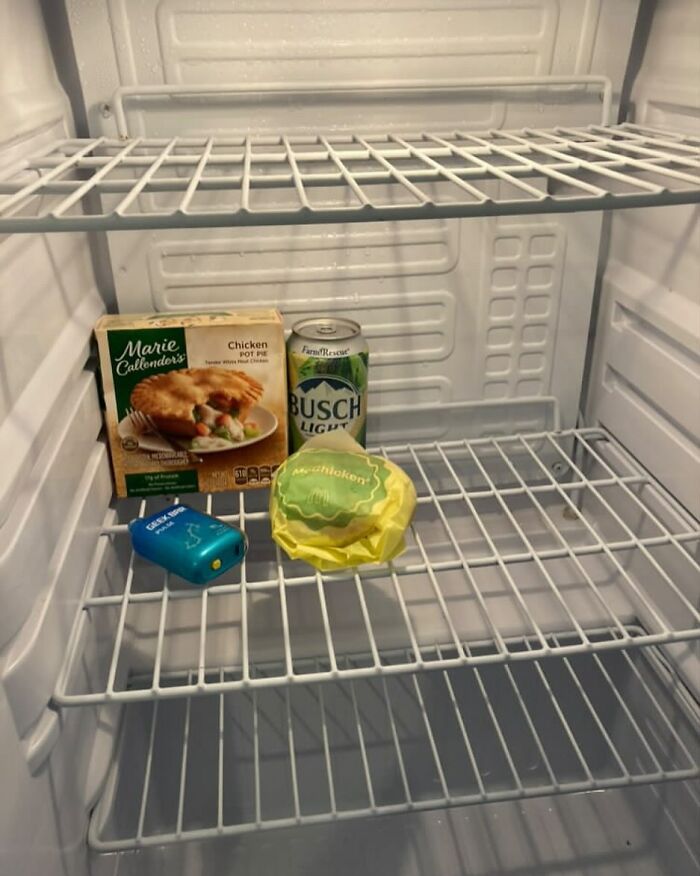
<box><xmin>89</xmin><ymin>636</ymin><xmax>699</xmax><ymax>850</ymax></box>
<box><xmin>54</xmin><ymin>428</ymin><xmax>700</xmax><ymax>706</ymax></box>
<box><xmin>1</xmin><ymin>124</ymin><xmax>699</xmax><ymax>231</ymax></box>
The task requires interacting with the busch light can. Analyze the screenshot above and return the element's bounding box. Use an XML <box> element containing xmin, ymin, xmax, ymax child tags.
<box><xmin>287</xmin><ymin>317</ymin><xmax>369</xmax><ymax>450</ymax></box>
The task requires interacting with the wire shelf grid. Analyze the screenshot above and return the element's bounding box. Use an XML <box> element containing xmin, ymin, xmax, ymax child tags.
<box><xmin>88</xmin><ymin>633</ymin><xmax>700</xmax><ymax>851</ymax></box>
<box><xmin>2</xmin><ymin>123</ymin><xmax>699</xmax><ymax>231</ymax></box>
<box><xmin>53</xmin><ymin>428</ymin><xmax>700</xmax><ymax>706</ymax></box>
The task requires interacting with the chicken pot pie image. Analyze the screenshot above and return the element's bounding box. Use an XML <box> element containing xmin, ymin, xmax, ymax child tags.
<box><xmin>131</xmin><ymin>367</ymin><xmax>264</xmax><ymax>444</ymax></box>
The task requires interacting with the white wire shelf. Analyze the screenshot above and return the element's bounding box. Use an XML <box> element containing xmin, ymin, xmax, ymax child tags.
<box><xmin>1</xmin><ymin>123</ymin><xmax>699</xmax><ymax>232</ymax></box>
<box><xmin>89</xmin><ymin>634</ymin><xmax>700</xmax><ymax>851</ymax></box>
<box><xmin>54</xmin><ymin>428</ymin><xmax>700</xmax><ymax>707</ymax></box>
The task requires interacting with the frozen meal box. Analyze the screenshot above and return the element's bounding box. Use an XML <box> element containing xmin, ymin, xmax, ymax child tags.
<box><xmin>95</xmin><ymin>310</ymin><xmax>287</xmax><ymax>497</ymax></box>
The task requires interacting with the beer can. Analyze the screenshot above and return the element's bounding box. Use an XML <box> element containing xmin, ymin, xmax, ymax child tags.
<box><xmin>287</xmin><ymin>317</ymin><xmax>369</xmax><ymax>450</ymax></box>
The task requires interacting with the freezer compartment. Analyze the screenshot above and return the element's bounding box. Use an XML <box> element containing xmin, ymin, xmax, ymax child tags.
<box><xmin>54</xmin><ymin>427</ymin><xmax>700</xmax><ymax>707</ymax></box>
<box><xmin>89</xmin><ymin>636</ymin><xmax>699</xmax><ymax>851</ymax></box>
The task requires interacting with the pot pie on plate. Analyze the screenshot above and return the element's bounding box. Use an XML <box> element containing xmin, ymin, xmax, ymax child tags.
<box><xmin>126</xmin><ymin>368</ymin><xmax>277</xmax><ymax>452</ymax></box>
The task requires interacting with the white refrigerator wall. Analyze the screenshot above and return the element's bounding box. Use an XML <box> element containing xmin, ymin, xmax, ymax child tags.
<box><xmin>587</xmin><ymin>0</ymin><xmax>700</xmax><ymax>518</ymax></box>
<box><xmin>584</xmin><ymin>0</ymin><xmax>700</xmax><ymax>698</ymax></box>
<box><xmin>0</xmin><ymin>2</ymin><xmax>104</xmax><ymax>875</ymax></box>
<box><xmin>0</xmin><ymin>0</ymin><xmax>104</xmax><ymax>646</ymax></box>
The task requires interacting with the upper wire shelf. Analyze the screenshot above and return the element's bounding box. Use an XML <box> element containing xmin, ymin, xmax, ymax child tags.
<box><xmin>54</xmin><ymin>428</ymin><xmax>700</xmax><ymax>707</ymax></box>
<box><xmin>1</xmin><ymin>123</ymin><xmax>699</xmax><ymax>232</ymax></box>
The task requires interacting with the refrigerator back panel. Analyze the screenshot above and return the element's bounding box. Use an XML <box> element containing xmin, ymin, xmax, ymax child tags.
<box><xmin>65</xmin><ymin>0</ymin><xmax>640</xmax><ymax>435</ymax></box>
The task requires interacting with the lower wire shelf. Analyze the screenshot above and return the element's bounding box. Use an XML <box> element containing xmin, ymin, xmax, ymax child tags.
<box><xmin>55</xmin><ymin>428</ymin><xmax>700</xmax><ymax>706</ymax></box>
<box><xmin>89</xmin><ymin>631</ymin><xmax>699</xmax><ymax>851</ymax></box>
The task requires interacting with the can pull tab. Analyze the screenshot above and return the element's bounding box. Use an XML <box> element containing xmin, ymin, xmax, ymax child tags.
<box><xmin>315</xmin><ymin>325</ymin><xmax>336</xmax><ymax>336</ymax></box>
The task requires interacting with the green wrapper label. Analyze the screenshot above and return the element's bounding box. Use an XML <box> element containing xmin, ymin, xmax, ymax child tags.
<box><xmin>275</xmin><ymin>448</ymin><xmax>389</xmax><ymax>531</ymax></box>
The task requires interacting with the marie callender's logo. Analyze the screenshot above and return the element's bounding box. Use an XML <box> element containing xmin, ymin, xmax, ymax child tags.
<box><xmin>289</xmin><ymin>375</ymin><xmax>362</xmax><ymax>438</ymax></box>
<box><xmin>107</xmin><ymin>327</ymin><xmax>188</xmax><ymax>419</ymax></box>
<box><xmin>113</xmin><ymin>337</ymin><xmax>186</xmax><ymax>376</ymax></box>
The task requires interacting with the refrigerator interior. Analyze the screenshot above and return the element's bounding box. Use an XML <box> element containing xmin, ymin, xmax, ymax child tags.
<box><xmin>0</xmin><ymin>1</ymin><xmax>698</xmax><ymax>875</ymax></box>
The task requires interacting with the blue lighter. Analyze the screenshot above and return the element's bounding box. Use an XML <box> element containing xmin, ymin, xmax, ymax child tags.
<box><xmin>128</xmin><ymin>504</ymin><xmax>248</xmax><ymax>585</ymax></box>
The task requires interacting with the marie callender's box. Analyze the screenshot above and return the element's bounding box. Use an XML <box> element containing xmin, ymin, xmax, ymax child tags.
<box><xmin>95</xmin><ymin>311</ymin><xmax>288</xmax><ymax>498</ymax></box>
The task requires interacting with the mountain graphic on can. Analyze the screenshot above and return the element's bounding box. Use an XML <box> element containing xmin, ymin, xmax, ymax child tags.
<box><xmin>287</xmin><ymin>317</ymin><xmax>368</xmax><ymax>451</ymax></box>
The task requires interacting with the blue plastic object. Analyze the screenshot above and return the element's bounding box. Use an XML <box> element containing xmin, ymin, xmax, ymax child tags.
<box><xmin>128</xmin><ymin>504</ymin><xmax>247</xmax><ymax>585</ymax></box>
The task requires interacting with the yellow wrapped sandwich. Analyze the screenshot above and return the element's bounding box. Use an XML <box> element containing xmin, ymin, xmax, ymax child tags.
<box><xmin>270</xmin><ymin>431</ymin><xmax>416</xmax><ymax>571</ymax></box>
